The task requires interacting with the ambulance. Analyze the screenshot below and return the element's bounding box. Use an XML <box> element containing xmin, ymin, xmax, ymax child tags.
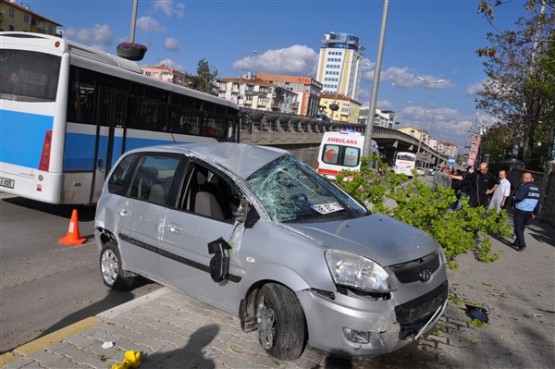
<box><xmin>316</xmin><ymin>130</ymin><xmax>374</xmax><ymax>179</ymax></box>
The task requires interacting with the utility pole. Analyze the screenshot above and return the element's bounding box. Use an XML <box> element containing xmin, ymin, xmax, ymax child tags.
<box><xmin>129</xmin><ymin>0</ymin><xmax>139</xmax><ymax>43</ymax></box>
<box><xmin>363</xmin><ymin>0</ymin><xmax>390</xmax><ymax>157</ymax></box>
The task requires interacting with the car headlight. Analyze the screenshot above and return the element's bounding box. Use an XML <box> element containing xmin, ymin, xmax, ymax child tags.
<box><xmin>325</xmin><ymin>250</ymin><xmax>392</xmax><ymax>293</ymax></box>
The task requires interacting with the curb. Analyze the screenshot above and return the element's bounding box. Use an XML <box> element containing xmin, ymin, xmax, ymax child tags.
<box><xmin>0</xmin><ymin>287</ymin><xmax>171</xmax><ymax>367</ymax></box>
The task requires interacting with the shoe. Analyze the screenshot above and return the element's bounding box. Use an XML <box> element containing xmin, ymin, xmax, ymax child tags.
<box><xmin>516</xmin><ymin>246</ymin><xmax>527</xmax><ymax>252</ymax></box>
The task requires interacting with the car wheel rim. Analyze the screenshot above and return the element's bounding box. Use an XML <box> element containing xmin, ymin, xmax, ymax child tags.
<box><xmin>256</xmin><ymin>296</ymin><xmax>275</xmax><ymax>350</ymax></box>
<box><xmin>101</xmin><ymin>249</ymin><xmax>118</xmax><ymax>285</ymax></box>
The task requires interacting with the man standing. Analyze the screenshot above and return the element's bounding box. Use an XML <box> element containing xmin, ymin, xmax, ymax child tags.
<box><xmin>450</xmin><ymin>162</ymin><xmax>499</xmax><ymax>208</ymax></box>
<box><xmin>512</xmin><ymin>172</ymin><xmax>541</xmax><ymax>251</ymax></box>
<box><xmin>488</xmin><ymin>169</ymin><xmax>511</xmax><ymax>213</ymax></box>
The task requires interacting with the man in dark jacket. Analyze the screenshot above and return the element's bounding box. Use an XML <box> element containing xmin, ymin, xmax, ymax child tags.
<box><xmin>450</xmin><ymin>162</ymin><xmax>499</xmax><ymax>208</ymax></box>
<box><xmin>512</xmin><ymin>172</ymin><xmax>541</xmax><ymax>251</ymax></box>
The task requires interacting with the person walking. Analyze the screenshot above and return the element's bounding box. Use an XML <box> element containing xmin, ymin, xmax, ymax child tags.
<box><xmin>512</xmin><ymin>172</ymin><xmax>541</xmax><ymax>251</ymax></box>
<box><xmin>450</xmin><ymin>162</ymin><xmax>499</xmax><ymax>208</ymax></box>
<box><xmin>488</xmin><ymin>169</ymin><xmax>511</xmax><ymax>213</ymax></box>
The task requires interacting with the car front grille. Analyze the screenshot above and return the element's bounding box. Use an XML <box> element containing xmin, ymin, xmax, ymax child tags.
<box><xmin>395</xmin><ymin>280</ymin><xmax>448</xmax><ymax>340</ymax></box>
<box><xmin>390</xmin><ymin>252</ymin><xmax>440</xmax><ymax>283</ymax></box>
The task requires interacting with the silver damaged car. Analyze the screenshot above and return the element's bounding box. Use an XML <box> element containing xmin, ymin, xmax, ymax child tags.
<box><xmin>95</xmin><ymin>142</ymin><xmax>448</xmax><ymax>360</ymax></box>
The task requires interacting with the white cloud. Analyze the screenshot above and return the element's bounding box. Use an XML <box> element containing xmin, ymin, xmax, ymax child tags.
<box><xmin>64</xmin><ymin>24</ymin><xmax>113</xmax><ymax>48</ymax></box>
<box><xmin>153</xmin><ymin>0</ymin><xmax>185</xmax><ymax>17</ymax></box>
<box><xmin>234</xmin><ymin>45</ymin><xmax>318</xmax><ymax>75</ymax></box>
<box><xmin>136</xmin><ymin>16</ymin><xmax>165</xmax><ymax>33</ymax></box>
<box><xmin>364</xmin><ymin>65</ymin><xmax>455</xmax><ymax>90</ymax></box>
<box><xmin>377</xmin><ymin>100</ymin><xmax>393</xmax><ymax>110</ymax></box>
<box><xmin>467</xmin><ymin>80</ymin><xmax>484</xmax><ymax>95</ymax></box>
<box><xmin>157</xmin><ymin>58</ymin><xmax>184</xmax><ymax>71</ymax></box>
<box><xmin>164</xmin><ymin>38</ymin><xmax>181</xmax><ymax>51</ymax></box>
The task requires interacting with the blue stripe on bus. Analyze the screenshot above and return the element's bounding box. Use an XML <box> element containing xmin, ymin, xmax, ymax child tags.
<box><xmin>63</xmin><ymin>132</ymin><xmax>97</xmax><ymax>170</ymax></box>
<box><xmin>0</xmin><ymin>110</ymin><xmax>53</xmax><ymax>168</ymax></box>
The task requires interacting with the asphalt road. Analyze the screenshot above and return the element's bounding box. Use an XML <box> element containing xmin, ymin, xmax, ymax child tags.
<box><xmin>0</xmin><ymin>194</ymin><xmax>160</xmax><ymax>354</ymax></box>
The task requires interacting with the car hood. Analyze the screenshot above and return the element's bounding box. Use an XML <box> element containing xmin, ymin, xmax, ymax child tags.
<box><xmin>285</xmin><ymin>213</ymin><xmax>438</xmax><ymax>266</ymax></box>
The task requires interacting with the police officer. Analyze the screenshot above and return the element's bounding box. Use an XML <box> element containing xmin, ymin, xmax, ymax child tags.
<box><xmin>512</xmin><ymin>172</ymin><xmax>541</xmax><ymax>251</ymax></box>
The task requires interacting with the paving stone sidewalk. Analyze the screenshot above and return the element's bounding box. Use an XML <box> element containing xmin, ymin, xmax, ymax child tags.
<box><xmin>1</xmin><ymin>219</ymin><xmax>554</xmax><ymax>369</ymax></box>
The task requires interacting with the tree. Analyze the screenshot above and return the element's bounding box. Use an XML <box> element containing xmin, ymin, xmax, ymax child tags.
<box><xmin>188</xmin><ymin>59</ymin><xmax>219</xmax><ymax>95</ymax></box>
<box><xmin>476</xmin><ymin>1</ymin><xmax>554</xmax><ymax>168</ymax></box>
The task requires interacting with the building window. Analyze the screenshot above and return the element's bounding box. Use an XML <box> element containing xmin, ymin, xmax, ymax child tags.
<box><xmin>8</xmin><ymin>25</ymin><xmax>15</xmax><ymax>31</ymax></box>
<box><xmin>23</xmin><ymin>14</ymin><xmax>29</xmax><ymax>23</ymax></box>
<box><xmin>9</xmin><ymin>8</ymin><xmax>15</xmax><ymax>18</ymax></box>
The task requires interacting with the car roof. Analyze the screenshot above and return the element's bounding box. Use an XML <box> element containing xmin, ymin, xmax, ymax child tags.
<box><xmin>133</xmin><ymin>142</ymin><xmax>287</xmax><ymax>179</ymax></box>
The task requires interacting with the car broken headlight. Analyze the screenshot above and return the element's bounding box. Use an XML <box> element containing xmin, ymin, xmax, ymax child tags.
<box><xmin>325</xmin><ymin>249</ymin><xmax>392</xmax><ymax>293</ymax></box>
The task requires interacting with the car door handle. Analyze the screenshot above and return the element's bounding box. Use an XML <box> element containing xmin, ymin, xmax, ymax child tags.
<box><xmin>119</xmin><ymin>209</ymin><xmax>130</xmax><ymax>217</ymax></box>
<box><xmin>168</xmin><ymin>223</ymin><xmax>182</xmax><ymax>235</ymax></box>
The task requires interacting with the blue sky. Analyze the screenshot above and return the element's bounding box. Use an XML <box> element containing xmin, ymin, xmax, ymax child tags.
<box><xmin>30</xmin><ymin>0</ymin><xmax>532</xmax><ymax>149</ymax></box>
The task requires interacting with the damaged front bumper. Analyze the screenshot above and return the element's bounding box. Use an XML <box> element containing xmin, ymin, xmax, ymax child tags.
<box><xmin>297</xmin><ymin>280</ymin><xmax>448</xmax><ymax>358</ymax></box>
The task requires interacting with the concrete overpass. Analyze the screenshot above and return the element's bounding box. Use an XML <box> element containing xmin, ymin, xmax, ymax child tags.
<box><xmin>238</xmin><ymin>108</ymin><xmax>449</xmax><ymax>167</ymax></box>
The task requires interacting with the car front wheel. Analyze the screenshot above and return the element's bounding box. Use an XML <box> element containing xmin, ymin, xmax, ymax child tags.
<box><xmin>256</xmin><ymin>283</ymin><xmax>307</xmax><ymax>360</ymax></box>
<box><xmin>100</xmin><ymin>241</ymin><xmax>134</xmax><ymax>290</ymax></box>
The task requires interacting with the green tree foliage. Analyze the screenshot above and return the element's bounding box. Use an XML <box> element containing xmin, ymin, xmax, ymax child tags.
<box><xmin>188</xmin><ymin>59</ymin><xmax>219</xmax><ymax>95</ymax></box>
<box><xmin>335</xmin><ymin>157</ymin><xmax>510</xmax><ymax>267</ymax></box>
<box><xmin>476</xmin><ymin>1</ymin><xmax>554</xmax><ymax>169</ymax></box>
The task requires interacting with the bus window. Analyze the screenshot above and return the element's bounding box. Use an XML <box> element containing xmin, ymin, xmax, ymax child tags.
<box><xmin>68</xmin><ymin>66</ymin><xmax>98</xmax><ymax>124</ymax></box>
<box><xmin>0</xmin><ymin>49</ymin><xmax>60</xmax><ymax>102</ymax></box>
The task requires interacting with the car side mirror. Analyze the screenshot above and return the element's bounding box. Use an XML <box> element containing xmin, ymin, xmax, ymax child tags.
<box><xmin>207</xmin><ymin>237</ymin><xmax>232</xmax><ymax>283</ymax></box>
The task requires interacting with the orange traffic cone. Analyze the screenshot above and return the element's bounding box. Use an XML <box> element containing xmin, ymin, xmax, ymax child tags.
<box><xmin>59</xmin><ymin>209</ymin><xmax>86</xmax><ymax>245</ymax></box>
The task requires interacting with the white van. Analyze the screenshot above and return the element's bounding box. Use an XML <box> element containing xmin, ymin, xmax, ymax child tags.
<box><xmin>316</xmin><ymin>131</ymin><xmax>366</xmax><ymax>179</ymax></box>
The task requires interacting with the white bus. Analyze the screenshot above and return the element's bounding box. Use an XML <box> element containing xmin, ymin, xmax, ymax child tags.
<box><xmin>393</xmin><ymin>151</ymin><xmax>417</xmax><ymax>177</ymax></box>
<box><xmin>316</xmin><ymin>130</ymin><xmax>379</xmax><ymax>179</ymax></box>
<box><xmin>0</xmin><ymin>32</ymin><xmax>240</xmax><ymax>205</ymax></box>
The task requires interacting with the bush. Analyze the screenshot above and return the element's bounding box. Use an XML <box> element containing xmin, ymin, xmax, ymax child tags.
<box><xmin>334</xmin><ymin>157</ymin><xmax>510</xmax><ymax>266</ymax></box>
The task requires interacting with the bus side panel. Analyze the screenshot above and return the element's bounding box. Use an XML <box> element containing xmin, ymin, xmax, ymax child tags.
<box><xmin>64</xmin><ymin>124</ymin><xmax>97</xmax><ymax>171</ymax></box>
<box><xmin>61</xmin><ymin>172</ymin><xmax>94</xmax><ymax>204</ymax></box>
<box><xmin>1</xmin><ymin>110</ymin><xmax>54</xmax><ymax>169</ymax></box>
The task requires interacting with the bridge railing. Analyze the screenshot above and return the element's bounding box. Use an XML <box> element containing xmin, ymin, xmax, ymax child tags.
<box><xmin>239</xmin><ymin>108</ymin><xmax>365</xmax><ymax>135</ymax></box>
<box><xmin>238</xmin><ymin>107</ymin><xmax>448</xmax><ymax>163</ymax></box>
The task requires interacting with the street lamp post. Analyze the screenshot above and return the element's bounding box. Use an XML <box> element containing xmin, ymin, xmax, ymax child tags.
<box><xmin>129</xmin><ymin>0</ymin><xmax>139</xmax><ymax>43</ymax></box>
<box><xmin>363</xmin><ymin>0</ymin><xmax>390</xmax><ymax>157</ymax></box>
<box><xmin>416</xmin><ymin>110</ymin><xmax>442</xmax><ymax>168</ymax></box>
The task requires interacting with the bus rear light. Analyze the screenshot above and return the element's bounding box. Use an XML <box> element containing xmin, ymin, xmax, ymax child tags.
<box><xmin>39</xmin><ymin>130</ymin><xmax>52</xmax><ymax>171</ymax></box>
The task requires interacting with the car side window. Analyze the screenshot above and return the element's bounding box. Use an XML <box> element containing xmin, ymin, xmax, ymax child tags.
<box><xmin>108</xmin><ymin>154</ymin><xmax>136</xmax><ymax>195</ymax></box>
<box><xmin>181</xmin><ymin>163</ymin><xmax>240</xmax><ymax>222</ymax></box>
<box><xmin>128</xmin><ymin>154</ymin><xmax>181</xmax><ymax>205</ymax></box>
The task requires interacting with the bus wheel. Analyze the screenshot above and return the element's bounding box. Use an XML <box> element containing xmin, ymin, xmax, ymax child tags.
<box><xmin>256</xmin><ymin>283</ymin><xmax>307</xmax><ymax>360</ymax></box>
<box><xmin>100</xmin><ymin>241</ymin><xmax>134</xmax><ymax>290</ymax></box>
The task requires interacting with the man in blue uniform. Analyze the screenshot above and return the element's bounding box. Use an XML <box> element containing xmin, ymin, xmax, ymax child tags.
<box><xmin>512</xmin><ymin>172</ymin><xmax>541</xmax><ymax>251</ymax></box>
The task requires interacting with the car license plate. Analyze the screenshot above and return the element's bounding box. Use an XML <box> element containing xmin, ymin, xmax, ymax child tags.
<box><xmin>0</xmin><ymin>177</ymin><xmax>14</xmax><ymax>189</ymax></box>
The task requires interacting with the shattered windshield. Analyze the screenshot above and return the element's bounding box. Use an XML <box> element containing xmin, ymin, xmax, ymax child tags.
<box><xmin>246</xmin><ymin>155</ymin><xmax>367</xmax><ymax>223</ymax></box>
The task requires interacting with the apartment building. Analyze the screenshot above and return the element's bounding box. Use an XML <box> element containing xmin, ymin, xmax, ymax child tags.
<box><xmin>401</xmin><ymin>127</ymin><xmax>458</xmax><ymax>157</ymax></box>
<box><xmin>217</xmin><ymin>76</ymin><xmax>298</xmax><ymax>114</ymax></box>
<box><xmin>141</xmin><ymin>65</ymin><xmax>188</xmax><ymax>87</ymax></box>
<box><xmin>255</xmin><ymin>73</ymin><xmax>322</xmax><ymax>117</ymax></box>
<box><xmin>0</xmin><ymin>0</ymin><xmax>61</xmax><ymax>35</ymax></box>
<box><xmin>319</xmin><ymin>93</ymin><xmax>361</xmax><ymax>124</ymax></box>
<box><xmin>359</xmin><ymin>107</ymin><xmax>397</xmax><ymax>128</ymax></box>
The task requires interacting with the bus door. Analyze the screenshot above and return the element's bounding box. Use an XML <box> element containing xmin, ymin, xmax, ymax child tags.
<box><xmin>92</xmin><ymin>88</ymin><xmax>127</xmax><ymax>201</ymax></box>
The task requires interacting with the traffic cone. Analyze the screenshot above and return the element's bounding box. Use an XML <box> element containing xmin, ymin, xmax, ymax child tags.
<box><xmin>59</xmin><ymin>209</ymin><xmax>86</xmax><ymax>245</ymax></box>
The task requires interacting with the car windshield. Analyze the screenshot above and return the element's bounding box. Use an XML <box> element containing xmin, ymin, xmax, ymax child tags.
<box><xmin>246</xmin><ymin>155</ymin><xmax>368</xmax><ymax>223</ymax></box>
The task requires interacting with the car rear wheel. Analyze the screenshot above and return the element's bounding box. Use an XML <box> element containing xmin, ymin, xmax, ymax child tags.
<box><xmin>100</xmin><ymin>241</ymin><xmax>134</xmax><ymax>290</ymax></box>
<box><xmin>256</xmin><ymin>283</ymin><xmax>307</xmax><ymax>360</ymax></box>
